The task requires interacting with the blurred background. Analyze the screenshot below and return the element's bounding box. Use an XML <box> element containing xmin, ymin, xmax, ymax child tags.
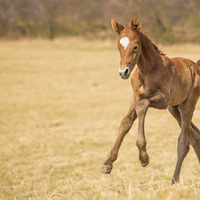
<box><xmin>1</xmin><ymin>0</ymin><xmax>200</xmax><ymax>43</ymax></box>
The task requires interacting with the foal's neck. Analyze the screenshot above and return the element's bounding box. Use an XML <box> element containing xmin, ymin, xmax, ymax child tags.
<box><xmin>137</xmin><ymin>32</ymin><xmax>161</xmax><ymax>77</ymax></box>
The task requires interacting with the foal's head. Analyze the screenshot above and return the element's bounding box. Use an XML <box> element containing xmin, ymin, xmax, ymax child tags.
<box><xmin>112</xmin><ymin>16</ymin><xmax>141</xmax><ymax>79</ymax></box>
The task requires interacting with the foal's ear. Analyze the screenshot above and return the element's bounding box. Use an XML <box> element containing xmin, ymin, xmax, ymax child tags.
<box><xmin>131</xmin><ymin>16</ymin><xmax>140</xmax><ymax>33</ymax></box>
<box><xmin>111</xmin><ymin>18</ymin><xmax>124</xmax><ymax>35</ymax></box>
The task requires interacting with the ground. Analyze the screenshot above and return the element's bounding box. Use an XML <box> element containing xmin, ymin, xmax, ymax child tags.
<box><xmin>0</xmin><ymin>38</ymin><xmax>200</xmax><ymax>199</ymax></box>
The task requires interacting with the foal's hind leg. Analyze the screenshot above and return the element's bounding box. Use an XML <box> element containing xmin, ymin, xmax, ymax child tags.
<box><xmin>169</xmin><ymin>97</ymin><xmax>198</xmax><ymax>184</ymax></box>
<box><xmin>168</xmin><ymin>106</ymin><xmax>200</xmax><ymax>161</ymax></box>
<box><xmin>169</xmin><ymin>105</ymin><xmax>200</xmax><ymax>184</ymax></box>
<box><xmin>172</xmin><ymin>104</ymin><xmax>191</xmax><ymax>184</ymax></box>
<box><xmin>189</xmin><ymin>127</ymin><xmax>200</xmax><ymax>162</ymax></box>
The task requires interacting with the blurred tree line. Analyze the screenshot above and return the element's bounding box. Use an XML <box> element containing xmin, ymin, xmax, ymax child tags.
<box><xmin>0</xmin><ymin>0</ymin><xmax>200</xmax><ymax>43</ymax></box>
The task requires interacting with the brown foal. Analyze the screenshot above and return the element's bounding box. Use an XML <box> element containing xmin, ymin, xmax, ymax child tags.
<box><xmin>101</xmin><ymin>16</ymin><xmax>200</xmax><ymax>184</ymax></box>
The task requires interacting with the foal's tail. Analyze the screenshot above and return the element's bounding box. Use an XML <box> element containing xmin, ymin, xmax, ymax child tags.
<box><xmin>197</xmin><ymin>60</ymin><xmax>200</xmax><ymax>67</ymax></box>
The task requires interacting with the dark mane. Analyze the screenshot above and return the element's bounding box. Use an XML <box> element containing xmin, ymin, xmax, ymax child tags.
<box><xmin>140</xmin><ymin>31</ymin><xmax>165</xmax><ymax>56</ymax></box>
<box><xmin>151</xmin><ymin>42</ymin><xmax>165</xmax><ymax>56</ymax></box>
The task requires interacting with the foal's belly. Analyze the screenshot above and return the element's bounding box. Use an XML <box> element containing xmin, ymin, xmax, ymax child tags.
<box><xmin>169</xmin><ymin>87</ymin><xmax>191</xmax><ymax>106</ymax></box>
<box><xmin>168</xmin><ymin>58</ymin><xmax>193</xmax><ymax>106</ymax></box>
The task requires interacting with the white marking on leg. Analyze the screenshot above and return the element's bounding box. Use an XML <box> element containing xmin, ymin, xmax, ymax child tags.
<box><xmin>120</xmin><ymin>37</ymin><xmax>130</xmax><ymax>50</ymax></box>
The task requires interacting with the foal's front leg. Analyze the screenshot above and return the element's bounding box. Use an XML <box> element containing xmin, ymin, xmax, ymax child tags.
<box><xmin>101</xmin><ymin>96</ymin><xmax>137</xmax><ymax>174</ymax></box>
<box><xmin>135</xmin><ymin>92</ymin><xmax>168</xmax><ymax>167</ymax></box>
<box><xmin>135</xmin><ymin>98</ymin><xmax>150</xmax><ymax>167</ymax></box>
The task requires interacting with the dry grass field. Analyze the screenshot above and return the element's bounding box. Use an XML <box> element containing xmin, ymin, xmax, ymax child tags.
<box><xmin>1</xmin><ymin>38</ymin><xmax>200</xmax><ymax>199</ymax></box>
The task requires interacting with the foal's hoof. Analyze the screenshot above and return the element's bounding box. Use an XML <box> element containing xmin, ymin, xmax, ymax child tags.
<box><xmin>171</xmin><ymin>177</ymin><xmax>178</xmax><ymax>185</ymax></box>
<box><xmin>101</xmin><ymin>164</ymin><xmax>112</xmax><ymax>174</ymax></box>
<box><xmin>141</xmin><ymin>159</ymin><xmax>149</xmax><ymax>167</ymax></box>
<box><xmin>140</xmin><ymin>154</ymin><xmax>149</xmax><ymax>167</ymax></box>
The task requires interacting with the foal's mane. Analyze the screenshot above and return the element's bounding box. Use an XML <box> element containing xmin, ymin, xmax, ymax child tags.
<box><xmin>151</xmin><ymin>42</ymin><xmax>165</xmax><ymax>56</ymax></box>
<box><xmin>140</xmin><ymin>31</ymin><xmax>165</xmax><ymax>56</ymax></box>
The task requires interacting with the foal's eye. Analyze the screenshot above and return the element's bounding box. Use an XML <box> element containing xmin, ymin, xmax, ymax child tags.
<box><xmin>133</xmin><ymin>45</ymin><xmax>138</xmax><ymax>51</ymax></box>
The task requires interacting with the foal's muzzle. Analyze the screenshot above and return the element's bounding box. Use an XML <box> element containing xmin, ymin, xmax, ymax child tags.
<box><xmin>118</xmin><ymin>67</ymin><xmax>130</xmax><ymax>79</ymax></box>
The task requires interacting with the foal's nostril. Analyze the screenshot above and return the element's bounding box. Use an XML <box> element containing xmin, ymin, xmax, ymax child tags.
<box><xmin>124</xmin><ymin>68</ymin><xmax>129</xmax><ymax>76</ymax></box>
<box><xmin>118</xmin><ymin>67</ymin><xmax>130</xmax><ymax>78</ymax></box>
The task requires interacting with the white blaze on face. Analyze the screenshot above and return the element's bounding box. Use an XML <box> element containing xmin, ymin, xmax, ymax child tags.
<box><xmin>120</xmin><ymin>37</ymin><xmax>130</xmax><ymax>50</ymax></box>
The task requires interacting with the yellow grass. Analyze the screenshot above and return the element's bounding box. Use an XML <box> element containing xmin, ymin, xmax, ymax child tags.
<box><xmin>0</xmin><ymin>38</ymin><xmax>200</xmax><ymax>199</ymax></box>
